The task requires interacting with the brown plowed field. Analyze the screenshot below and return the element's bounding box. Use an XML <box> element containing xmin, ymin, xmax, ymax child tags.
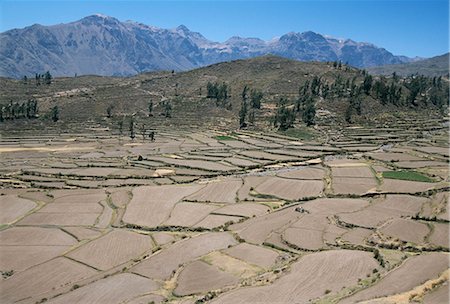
<box><xmin>67</xmin><ymin>230</ymin><xmax>154</xmax><ymax>270</ymax></box>
<box><xmin>282</xmin><ymin>227</ymin><xmax>325</xmax><ymax>250</ymax></box>
<box><xmin>0</xmin><ymin>257</ymin><xmax>98</xmax><ymax>303</ymax></box>
<box><xmin>340</xmin><ymin>253</ymin><xmax>449</xmax><ymax>303</ymax></box>
<box><xmin>163</xmin><ymin>202</ymin><xmax>218</xmax><ymax>227</ymax></box>
<box><xmin>224</xmin><ymin>243</ymin><xmax>279</xmax><ymax>269</ymax></box>
<box><xmin>186</xmin><ymin>179</ymin><xmax>242</xmax><ymax>203</ymax></box>
<box><xmin>341</xmin><ymin>227</ymin><xmax>373</xmax><ymax>245</ymax></box>
<box><xmin>211</xmin><ymin>250</ymin><xmax>379</xmax><ymax>304</ymax></box>
<box><xmin>332</xmin><ymin>166</ymin><xmax>374</xmax><ymax>178</ymax></box>
<box><xmin>277</xmin><ymin>166</ymin><xmax>325</xmax><ymax>180</ymax></box>
<box><xmin>131</xmin><ymin>232</ymin><xmax>237</xmax><ymax>280</ymax></box>
<box><xmin>0</xmin><ymin>226</ymin><xmax>77</xmax><ymax>245</ymax></box>
<box><xmin>0</xmin><ymin>195</ymin><xmax>36</xmax><ymax>224</ymax></box>
<box><xmin>379</xmin><ymin>219</ymin><xmax>429</xmax><ymax>244</ymax></box>
<box><xmin>255</xmin><ymin>177</ymin><xmax>323</xmax><ymax>200</ymax></box>
<box><xmin>174</xmin><ymin>260</ymin><xmax>239</xmax><ymax>296</ymax></box>
<box><xmin>332</xmin><ymin>177</ymin><xmax>377</xmax><ymax>195</ymax></box>
<box><xmin>380</xmin><ymin>179</ymin><xmax>436</xmax><ymax>193</ymax></box>
<box><xmin>46</xmin><ymin>273</ymin><xmax>160</xmax><ymax>304</ymax></box>
<box><xmin>214</xmin><ymin>203</ymin><xmax>270</xmax><ymax>217</ymax></box>
<box><xmin>429</xmin><ymin>223</ymin><xmax>449</xmax><ymax>248</ymax></box>
<box><xmin>123</xmin><ymin>184</ymin><xmax>204</xmax><ymax>227</ymax></box>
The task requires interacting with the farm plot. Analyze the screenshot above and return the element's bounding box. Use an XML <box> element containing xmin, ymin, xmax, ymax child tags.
<box><xmin>62</xmin><ymin>227</ymin><xmax>103</xmax><ymax>241</ymax></box>
<box><xmin>414</xmin><ymin>146</ymin><xmax>449</xmax><ymax>157</ymax></box>
<box><xmin>237</xmin><ymin>175</ymin><xmax>273</xmax><ymax>201</ymax></box>
<box><xmin>0</xmin><ymin>257</ymin><xmax>98</xmax><ymax>304</ymax></box>
<box><xmin>340</xmin><ymin>227</ymin><xmax>374</xmax><ymax>246</ymax></box>
<box><xmin>429</xmin><ymin>223</ymin><xmax>449</xmax><ymax>248</ymax></box>
<box><xmin>67</xmin><ymin>230</ymin><xmax>154</xmax><ymax>270</ymax></box>
<box><xmin>380</xmin><ymin>179</ymin><xmax>438</xmax><ymax>193</ymax></box>
<box><xmin>151</xmin><ymin>232</ymin><xmax>176</xmax><ymax>246</ymax></box>
<box><xmin>366</xmin><ymin>152</ymin><xmax>426</xmax><ymax>162</ymax></box>
<box><xmin>193</xmin><ymin>214</ymin><xmax>241</xmax><ymax>229</ymax></box>
<box><xmin>46</xmin><ymin>273</ymin><xmax>160</xmax><ymax>304</ymax></box>
<box><xmin>174</xmin><ymin>260</ymin><xmax>239</xmax><ymax>296</ymax></box>
<box><xmin>423</xmin><ymin>281</ymin><xmax>449</xmax><ymax>304</ymax></box>
<box><xmin>131</xmin><ymin>232</ymin><xmax>236</xmax><ymax>280</ymax></box>
<box><xmin>378</xmin><ymin>218</ymin><xmax>430</xmax><ymax>244</ymax></box>
<box><xmin>0</xmin><ymin>226</ymin><xmax>78</xmax><ymax>272</ymax></box>
<box><xmin>340</xmin><ymin>253</ymin><xmax>449</xmax><ymax>303</ymax></box>
<box><xmin>239</xmin><ymin>137</ymin><xmax>283</xmax><ymax>148</ymax></box>
<box><xmin>224</xmin><ymin>243</ymin><xmax>280</xmax><ymax>269</ymax></box>
<box><xmin>0</xmin><ymin>226</ymin><xmax>77</xmax><ymax>245</ymax></box>
<box><xmin>229</xmin><ymin>206</ymin><xmax>302</xmax><ymax>244</ymax></box>
<box><xmin>186</xmin><ymin>179</ymin><xmax>242</xmax><ymax>204</ymax></box>
<box><xmin>0</xmin><ymin>194</ymin><xmax>36</xmax><ymax>224</ymax></box>
<box><xmin>202</xmin><ymin>251</ymin><xmax>262</xmax><ymax>279</ymax></box>
<box><xmin>279</xmin><ymin>199</ymin><xmax>367</xmax><ymax>250</ymax></box>
<box><xmin>276</xmin><ymin>166</ymin><xmax>325</xmax><ymax>180</ymax></box>
<box><xmin>394</xmin><ymin>160</ymin><xmax>448</xmax><ymax>169</ymax></box>
<box><xmin>338</xmin><ymin>195</ymin><xmax>428</xmax><ymax>228</ymax></box>
<box><xmin>282</xmin><ymin>227</ymin><xmax>325</xmax><ymax>250</ymax></box>
<box><xmin>19</xmin><ymin>190</ymin><xmax>54</xmax><ymax>203</ymax></box>
<box><xmin>214</xmin><ymin>203</ymin><xmax>270</xmax><ymax>217</ymax></box>
<box><xmin>223</xmin><ymin>157</ymin><xmax>261</xmax><ymax>168</ymax></box>
<box><xmin>332</xmin><ymin>177</ymin><xmax>377</xmax><ymax>195</ymax></box>
<box><xmin>163</xmin><ymin>202</ymin><xmax>219</xmax><ymax>227</ymax></box>
<box><xmin>51</xmin><ymin>189</ymin><xmax>107</xmax><ymax>202</ymax></box>
<box><xmin>331</xmin><ymin>166</ymin><xmax>375</xmax><ymax>178</ymax></box>
<box><xmin>122</xmin><ymin>184</ymin><xmax>204</xmax><ymax>228</ymax></box>
<box><xmin>266</xmin><ymin>149</ymin><xmax>324</xmax><ymax>158</ymax></box>
<box><xmin>18</xmin><ymin>210</ymin><xmax>101</xmax><ymax>226</ymax></box>
<box><xmin>109</xmin><ymin>188</ymin><xmax>132</xmax><ymax>208</ymax></box>
<box><xmin>211</xmin><ymin>250</ymin><xmax>379</xmax><ymax>304</ymax></box>
<box><xmin>238</xmin><ymin>150</ymin><xmax>296</xmax><ymax>162</ymax></box>
<box><xmin>419</xmin><ymin>192</ymin><xmax>449</xmax><ymax>220</ymax></box>
<box><xmin>150</xmin><ymin>156</ymin><xmax>239</xmax><ymax>172</ymax></box>
<box><xmin>126</xmin><ymin>294</ymin><xmax>165</xmax><ymax>304</ymax></box>
<box><xmin>254</xmin><ymin>177</ymin><xmax>323</xmax><ymax>200</ymax></box>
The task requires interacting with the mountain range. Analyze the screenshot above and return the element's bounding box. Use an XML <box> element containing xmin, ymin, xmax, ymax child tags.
<box><xmin>0</xmin><ymin>14</ymin><xmax>421</xmax><ymax>78</ymax></box>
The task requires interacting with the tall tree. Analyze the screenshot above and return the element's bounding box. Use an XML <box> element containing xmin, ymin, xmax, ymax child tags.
<box><xmin>239</xmin><ymin>99</ymin><xmax>247</xmax><ymax>129</ymax></box>
<box><xmin>129</xmin><ymin>116</ymin><xmax>135</xmax><ymax>140</ymax></box>
<box><xmin>250</xmin><ymin>89</ymin><xmax>263</xmax><ymax>109</ymax></box>
<box><xmin>274</xmin><ymin>98</ymin><xmax>295</xmax><ymax>131</ymax></box>
<box><xmin>51</xmin><ymin>106</ymin><xmax>59</xmax><ymax>122</ymax></box>
<box><xmin>302</xmin><ymin>98</ymin><xmax>316</xmax><ymax>126</ymax></box>
<box><xmin>44</xmin><ymin>71</ymin><xmax>52</xmax><ymax>85</ymax></box>
<box><xmin>362</xmin><ymin>74</ymin><xmax>373</xmax><ymax>95</ymax></box>
<box><xmin>148</xmin><ymin>100</ymin><xmax>153</xmax><ymax>116</ymax></box>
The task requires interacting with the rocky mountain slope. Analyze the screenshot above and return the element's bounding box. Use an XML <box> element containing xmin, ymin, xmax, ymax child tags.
<box><xmin>1</xmin><ymin>14</ymin><xmax>418</xmax><ymax>78</ymax></box>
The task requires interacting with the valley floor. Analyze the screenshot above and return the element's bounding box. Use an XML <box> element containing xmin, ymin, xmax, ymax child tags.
<box><xmin>0</xmin><ymin>122</ymin><xmax>448</xmax><ymax>304</ymax></box>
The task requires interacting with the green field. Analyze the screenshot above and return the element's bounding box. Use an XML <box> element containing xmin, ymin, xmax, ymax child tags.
<box><xmin>382</xmin><ymin>170</ymin><xmax>436</xmax><ymax>183</ymax></box>
<box><xmin>214</xmin><ymin>135</ymin><xmax>236</xmax><ymax>140</ymax></box>
<box><xmin>279</xmin><ymin>127</ymin><xmax>317</xmax><ymax>140</ymax></box>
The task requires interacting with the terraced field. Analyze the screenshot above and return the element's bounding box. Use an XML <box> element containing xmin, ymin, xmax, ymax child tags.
<box><xmin>0</xmin><ymin>121</ymin><xmax>448</xmax><ymax>304</ymax></box>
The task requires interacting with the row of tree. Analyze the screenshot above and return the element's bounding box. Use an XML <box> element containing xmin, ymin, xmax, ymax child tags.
<box><xmin>239</xmin><ymin>86</ymin><xmax>264</xmax><ymax>128</ymax></box>
<box><xmin>0</xmin><ymin>99</ymin><xmax>38</xmax><ymax>122</ymax></box>
<box><xmin>117</xmin><ymin>115</ymin><xmax>155</xmax><ymax>141</ymax></box>
<box><xmin>206</xmin><ymin>82</ymin><xmax>232</xmax><ymax>110</ymax></box>
<box><xmin>23</xmin><ymin>71</ymin><xmax>53</xmax><ymax>86</ymax></box>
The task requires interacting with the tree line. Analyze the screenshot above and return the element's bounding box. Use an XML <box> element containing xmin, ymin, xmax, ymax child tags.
<box><xmin>0</xmin><ymin>99</ymin><xmax>38</xmax><ymax>122</ymax></box>
<box><xmin>23</xmin><ymin>71</ymin><xmax>53</xmax><ymax>86</ymax></box>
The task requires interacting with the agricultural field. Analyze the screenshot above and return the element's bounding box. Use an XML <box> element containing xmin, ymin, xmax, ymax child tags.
<box><xmin>0</xmin><ymin>117</ymin><xmax>449</xmax><ymax>304</ymax></box>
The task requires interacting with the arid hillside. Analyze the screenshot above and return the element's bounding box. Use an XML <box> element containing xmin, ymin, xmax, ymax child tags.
<box><xmin>1</xmin><ymin>56</ymin><xmax>448</xmax><ymax>135</ymax></box>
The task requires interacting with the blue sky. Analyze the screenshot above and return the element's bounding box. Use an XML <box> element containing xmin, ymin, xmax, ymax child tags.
<box><xmin>0</xmin><ymin>0</ymin><xmax>448</xmax><ymax>58</ymax></box>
